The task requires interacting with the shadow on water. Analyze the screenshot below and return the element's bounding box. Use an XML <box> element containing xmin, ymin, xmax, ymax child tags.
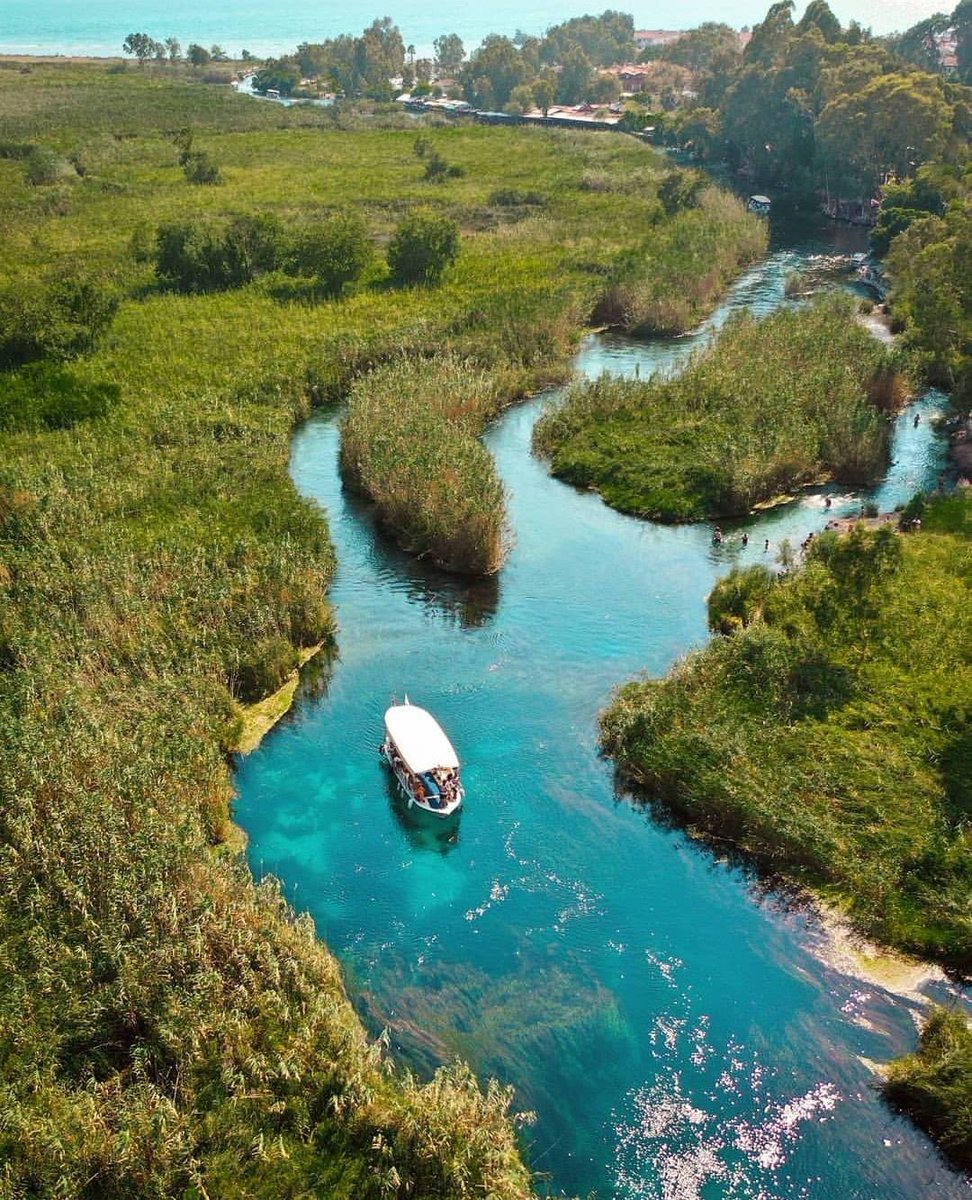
<box><xmin>384</xmin><ymin>769</ymin><xmax>462</xmax><ymax>857</ymax></box>
<box><xmin>341</xmin><ymin>480</ymin><xmax>501</xmax><ymax>629</ymax></box>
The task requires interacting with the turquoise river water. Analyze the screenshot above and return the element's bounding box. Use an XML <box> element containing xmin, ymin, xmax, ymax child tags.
<box><xmin>234</xmin><ymin>225</ymin><xmax>969</xmax><ymax>1200</ymax></box>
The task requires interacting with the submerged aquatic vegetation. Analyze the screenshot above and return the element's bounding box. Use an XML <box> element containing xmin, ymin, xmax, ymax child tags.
<box><xmin>535</xmin><ymin>296</ymin><xmax>903</xmax><ymax>521</ymax></box>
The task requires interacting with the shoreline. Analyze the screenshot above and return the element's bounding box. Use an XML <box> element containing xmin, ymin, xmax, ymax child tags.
<box><xmin>233</xmin><ymin>641</ymin><xmax>326</xmax><ymax>755</ymax></box>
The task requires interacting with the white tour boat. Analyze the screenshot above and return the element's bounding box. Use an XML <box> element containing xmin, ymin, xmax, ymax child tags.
<box><xmin>381</xmin><ymin>698</ymin><xmax>464</xmax><ymax>816</ymax></box>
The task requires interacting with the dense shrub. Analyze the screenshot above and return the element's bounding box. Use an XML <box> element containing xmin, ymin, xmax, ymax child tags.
<box><xmin>287</xmin><ymin>211</ymin><xmax>373</xmax><ymax>295</ymax></box>
<box><xmin>0</xmin><ymin>278</ymin><xmax>119</xmax><ymax>368</ymax></box>
<box><xmin>182</xmin><ymin>150</ymin><xmax>221</xmax><ymax>184</ymax></box>
<box><xmin>24</xmin><ymin>145</ymin><xmax>73</xmax><ymax>185</ymax></box>
<box><xmin>489</xmin><ymin>187</ymin><xmax>548</xmax><ymax>206</ymax></box>
<box><xmin>387</xmin><ymin>212</ymin><xmax>460</xmax><ymax>285</ymax></box>
<box><xmin>154</xmin><ymin>216</ymin><xmax>282</xmax><ymax>292</ymax></box>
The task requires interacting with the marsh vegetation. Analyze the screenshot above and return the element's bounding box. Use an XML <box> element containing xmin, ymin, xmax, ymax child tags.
<box><xmin>601</xmin><ymin>497</ymin><xmax>972</xmax><ymax>976</ymax></box>
<box><xmin>534</xmin><ymin>296</ymin><xmax>905</xmax><ymax>521</ymax></box>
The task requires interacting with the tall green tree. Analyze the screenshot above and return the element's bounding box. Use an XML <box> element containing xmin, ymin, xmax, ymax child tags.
<box><xmin>434</xmin><ymin>32</ymin><xmax>465</xmax><ymax>74</ymax></box>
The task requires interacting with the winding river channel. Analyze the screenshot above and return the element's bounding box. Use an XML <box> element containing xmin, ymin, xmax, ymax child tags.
<box><xmin>234</xmin><ymin>223</ymin><xmax>969</xmax><ymax>1200</ymax></box>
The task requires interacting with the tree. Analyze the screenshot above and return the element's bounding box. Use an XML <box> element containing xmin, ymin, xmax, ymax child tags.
<box><xmin>360</xmin><ymin>17</ymin><xmax>405</xmax><ymax>95</ymax></box>
<box><xmin>745</xmin><ymin>0</ymin><xmax>795</xmax><ymax>66</ymax></box>
<box><xmin>796</xmin><ymin>0</ymin><xmax>842</xmax><ymax>43</ymax></box>
<box><xmin>289</xmin><ymin>213</ymin><xmax>372</xmax><ymax>296</ymax></box>
<box><xmin>533</xmin><ymin>77</ymin><xmax>555</xmax><ymax>116</ymax></box>
<box><xmin>387</xmin><ymin>213</ymin><xmax>459</xmax><ymax>285</ymax></box>
<box><xmin>956</xmin><ymin>0</ymin><xmax>972</xmax><ymax>84</ymax></box>
<box><xmin>890</xmin><ymin>13</ymin><xmax>952</xmax><ymax>73</ymax></box>
<box><xmin>164</xmin><ymin>37</ymin><xmax>181</xmax><ymax>63</ymax></box>
<box><xmin>541</xmin><ymin>11</ymin><xmax>635</xmax><ymax>67</ymax></box>
<box><xmin>434</xmin><ymin>33</ymin><xmax>465</xmax><ymax>75</ymax></box>
<box><xmin>817</xmin><ymin>72</ymin><xmax>954</xmax><ymax>195</ymax></box>
<box><xmin>589</xmin><ymin>72</ymin><xmax>621</xmax><ymax>104</ymax></box>
<box><xmin>186</xmin><ymin>43</ymin><xmax>211</xmax><ymax>67</ymax></box>
<box><xmin>462</xmin><ymin>35</ymin><xmax>528</xmax><ymax>108</ymax></box>
<box><xmin>253</xmin><ymin>59</ymin><xmax>301</xmax><ymax>96</ymax></box>
<box><xmin>123</xmin><ymin>33</ymin><xmax>155</xmax><ymax>66</ymax></box>
<box><xmin>557</xmin><ymin>46</ymin><xmax>593</xmax><ymax>104</ymax></box>
<box><xmin>210</xmin><ymin>45</ymin><xmax>229</xmax><ymax>62</ymax></box>
<box><xmin>505</xmin><ymin>84</ymin><xmax>535</xmax><ymax>114</ymax></box>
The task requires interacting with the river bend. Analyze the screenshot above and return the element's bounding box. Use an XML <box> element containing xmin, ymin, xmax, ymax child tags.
<box><xmin>234</xmin><ymin>225</ymin><xmax>967</xmax><ymax>1200</ymax></box>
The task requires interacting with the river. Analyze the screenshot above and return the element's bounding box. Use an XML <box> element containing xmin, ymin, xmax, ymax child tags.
<box><xmin>233</xmin><ymin>222</ymin><xmax>968</xmax><ymax>1200</ymax></box>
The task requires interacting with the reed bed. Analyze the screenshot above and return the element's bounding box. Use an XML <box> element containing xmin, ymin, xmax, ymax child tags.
<box><xmin>0</xmin><ymin>61</ymin><xmax>772</xmax><ymax>1196</ymax></box>
<box><xmin>884</xmin><ymin>1007</ymin><xmax>972</xmax><ymax>1174</ymax></box>
<box><xmin>601</xmin><ymin>500</ymin><xmax>972</xmax><ymax>975</ymax></box>
<box><xmin>534</xmin><ymin>296</ymin><xmax>903</xmax><ymax>521</ymax></box>
<box><xmin>342</xmin><ymin>356</ymin><xmax>510</xmax><ymax>575</ymax></box>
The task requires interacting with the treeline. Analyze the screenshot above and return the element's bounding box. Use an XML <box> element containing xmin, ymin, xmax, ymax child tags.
<box><xmin>881</xmin><ymin>167</ymin><xmax>972</xmax><ymax>405</ymax></box>
<box><xmin>122</xmin><ymin>33</ymin><xmax>240</xmax><ymax>67</ymax></box>
<box><xmin>534</xmin><ymin>295</ymin><xmax>901</xmax><ymax>520</ymax></box>
<box><xmin>647</xmin><ymin>1</ymin><xmax>970</xmax><ymax>204</ymax></box>
<box><xmin>255</xmin><ymin>11</ymin><xmax>639</xmax><ymax>107</ymax></box>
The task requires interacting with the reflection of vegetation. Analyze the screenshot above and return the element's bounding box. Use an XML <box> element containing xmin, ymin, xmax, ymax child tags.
<box><xmin>884</xmin><ymin>1006</ymin><xmax>972</xmax><ymax>1173</ymax></box>
<box><xmin>535</xmin><ymin>296</ymin><xmax>901</xmax><ymax>521</ymax></box>
<box><xmin>602</xmin><ymin>497</ymin><xmax>972</xmax><ymax>975</ymax></box>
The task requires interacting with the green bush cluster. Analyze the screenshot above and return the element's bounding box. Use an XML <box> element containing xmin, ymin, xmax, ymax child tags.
<box><xmin>601</xmin><ymin>506</ymin><xmax>972</xmax><ymax>974</ymax></box>
<box><xmin>155</xmin><ymin>215</ymin><xmax>284</xmax><ymax>292</ymax></box>
<box><xmin>0</xmin><ymin>277</ymin><xmax>119</xmax><ymax>368</ymax></box>
<box><xmin>535</xmin><ymin>295</ymin><xmax>901</xmax><ymax>520</ymax></box>
<box><xmin>341</xmin><ymin>356</ymin><xmax>509</xmax><ymax>574</ymax></box>
<box><xmin>387</xmin><ymin>211</ymin><xmax>460</xmax><ymax>285</ymax></box>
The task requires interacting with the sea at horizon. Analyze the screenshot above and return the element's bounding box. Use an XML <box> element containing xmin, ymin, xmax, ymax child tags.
<box><xmin>0</xmin><ymin>0</ymin><xmax>950</xmax><ymax>61</ymax></box>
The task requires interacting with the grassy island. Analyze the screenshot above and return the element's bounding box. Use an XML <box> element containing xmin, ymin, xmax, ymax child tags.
<box><xmin>534</xmin><ymin>296</ymin><xmax>905</xmax><ymax>522</ymax></box>
<box><xmin>0</xmin><ymin>59</ymin><xmax>767</xmax><ymax>1195</ymax></box>
<box><xmin>601</xmin><ymin>496</ymin><xmax>972</xmax><ymax>975</ymax></box>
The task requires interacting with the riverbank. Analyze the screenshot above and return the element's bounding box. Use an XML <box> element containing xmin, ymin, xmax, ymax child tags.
<box><xmin>601</xmin><ymin>494</ymin><xmax>971</xmax><ymax>977</ymax></box>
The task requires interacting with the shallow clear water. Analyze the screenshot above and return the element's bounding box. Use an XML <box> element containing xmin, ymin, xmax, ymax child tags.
<box><xmin>233</xmin><ymin>226</ymin><xmax>968</xmax><ymax>1200</ymax></box>
<box><xmin>0</xmin><ymin>0</ymin><xmax>945</xmax><ymax>58</ymax></box>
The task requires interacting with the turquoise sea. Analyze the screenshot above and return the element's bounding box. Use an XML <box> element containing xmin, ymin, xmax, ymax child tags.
<box><xmin>0</xmin><ymin>0</ymin><xmax>950</xmax><ymax>59</ymax></box>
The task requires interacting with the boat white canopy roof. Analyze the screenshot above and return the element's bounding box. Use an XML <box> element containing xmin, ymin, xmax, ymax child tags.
<box><xmin>384</xmin><ymin>703</ymin><xmax>459</xmax><ymax>774</ymax></box>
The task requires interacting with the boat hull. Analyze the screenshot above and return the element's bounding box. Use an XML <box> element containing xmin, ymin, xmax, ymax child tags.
<box><xmin>381</xmin><ymin>740</ymin><xmax>463</xmax><ymax>817</ymax></box>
